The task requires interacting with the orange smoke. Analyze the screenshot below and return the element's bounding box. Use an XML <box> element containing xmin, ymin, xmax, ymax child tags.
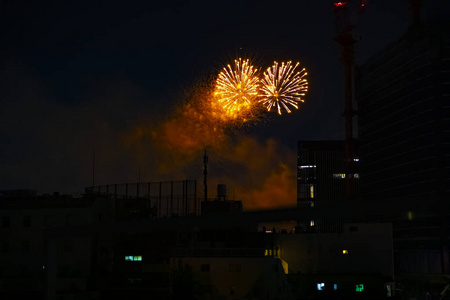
<box><xmin>121</xmin><ymin>77</ymin><xmax>297</xmax><ymax>210</ymax></box>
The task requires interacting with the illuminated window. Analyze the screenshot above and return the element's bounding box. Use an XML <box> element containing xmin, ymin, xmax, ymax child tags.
<box><xmin>333</xmin><ymin>173</ymin><xmax>346</xmax><ymax>179</ymax></box>
<box><xmin>310</xmin><ymin>185</ymin><xmax>314</xmax><ymax>198</ymax></box>
<box><xmin>342</xmin><ymin>249</ymin><xmax>348</xmax><ymax>255</ymax></box>
<box><xmin>353</xmin><ymin>158</ymin><xmax>359</xmax><ymax>162</ymax></box>
<box><xmin>310</xmin><ymin>220</ymin><xmax>315</xmax><ymax>227</ymax></box>
<box><xmin>299</xmin><ymin>165</ymin><xmax>316</xmax><ymax>169</ymax></box>
<box><xmin>125</xmin><ymin>256</ymin><xmax>142</xmax><ymax>261</ymax></box>
<box><xmin>408</xmin><ymin>211</ymin><xmax>414</xmax><ymax>220</ymax></box>
<box><xmin>317</xmin><ymin>283</ymin><xmax>325</xmax><ymax>291</ymax></box>
<box><xmin>334</xmin><ymin>284</ymin><xmax>338</xmax><ymax>290</ymax></box>
<box><xmin>354</xmin><ymin>173</ymin><xmax>360</xmax><ymax>178</ymax></box>
<box><xmin>356</xmin><ymin>284</ymin><xmax>364</xmax><ymax>292</ymax></box>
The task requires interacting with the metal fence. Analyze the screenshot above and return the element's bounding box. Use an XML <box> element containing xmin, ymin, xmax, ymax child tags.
<box><xmin>85</xmin><ymin>180</ymin><xmax>199</xmax><ymax>217</ymax></box>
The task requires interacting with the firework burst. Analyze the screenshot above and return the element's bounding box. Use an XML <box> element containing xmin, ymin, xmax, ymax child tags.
<box><xmin>259</xmin><ymin>61</ymin><xmax>308</xmax><ymax>115</ymax></box>
<box><xmin>214</xmin><ymin>58</ymin><xmax>260</xmax><ymax>118</ymax></box>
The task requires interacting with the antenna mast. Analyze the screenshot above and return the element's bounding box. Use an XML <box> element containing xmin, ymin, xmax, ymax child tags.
<box><xmin>203</xmin><ymin>149</ymin><xmax>208</xmax><ymax>201</ymax></box>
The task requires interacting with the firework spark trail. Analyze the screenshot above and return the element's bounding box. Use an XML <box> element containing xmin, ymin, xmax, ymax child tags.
<box><xmin>259</xmin><ymin>61</ymin><xmax>308</xmax><ymax>115</ymax></box>
<box><xmin>214</xmin><ymin>58</ymin><xmax>260</xmax><ymax>118</ymax></box>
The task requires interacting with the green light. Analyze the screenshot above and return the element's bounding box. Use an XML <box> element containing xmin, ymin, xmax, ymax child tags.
<box><xmin>356</xmin><ymin>284</ymin><xmax>364</xmax><ymax>292</ymax></box>
<box><xmin>125</xmin><ymin>255</ymin><xmax>142</xmax><ymax>261</ymax></box>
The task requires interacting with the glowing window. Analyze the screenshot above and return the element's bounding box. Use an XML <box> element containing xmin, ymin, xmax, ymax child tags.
<box><xmin>310</xmin><ymin>185</ymin><xmax>314</xmax><ymax>198</ymax></box>
<box><xmin>317</xmin><ymin>283</ymin><xmax>325</xmax><ymax>291</ymax></box>
<box><xmin>299</xmin><ymin>165</ymin><xmax>316</xmax><ymax>169</ymax></box>
<box><xmin>310</xmin><ymin>220</ymin><xmax>314</xmax><ymax>227</ymax></box>
<box><xmin>125</xmin><ymin>256</ymin><xmax>142</xmax><ymax>261</ymax></box>
<box><xmin>342</xmin><ymin>249</ymin><xmax>348</xmax><ymax>254</ymax></box>
<box><xmin>334</xmin><ymin>284</ymin><xmax>337</xmax><ymax>290</ymax></box>
<box><xmin>333</xmin><ymin>173</ymin><xmax>346</xmax><ymax>179</ymax></box>
<box><xmin>356</xmin><ymin>284</ymin><xmax>364</xmax><ymax>292</ymax></box>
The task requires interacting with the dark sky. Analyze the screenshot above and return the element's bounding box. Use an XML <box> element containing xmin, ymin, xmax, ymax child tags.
<box><xmin>1</xmin><ymin>0</ymin><xmax>446</xmax><ymax>202</ymax></box>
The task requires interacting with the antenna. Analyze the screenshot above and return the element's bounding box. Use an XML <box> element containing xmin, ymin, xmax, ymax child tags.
<box><xmin>203</xmin><ymin>149</ymin><xmax>208</xmax><ymax>201</ymax></box>
<box><xmin>92</xmin><ymin>149</ymin><xmax>95</xmax><ymax>187</ymax></box>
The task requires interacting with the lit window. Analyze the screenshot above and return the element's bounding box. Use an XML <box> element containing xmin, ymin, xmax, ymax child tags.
<box><xmin>317</xmin><ymin>283</ymin><xmax>325</xmax><ymax>291</ymax></box>
<box><xmin>342</xmin><ymin>249</ymin><xmax>348</xmax><ymax>255</ymax></box>
<box><xmin>299</xmin><ymin>165</ymin><xmax>316</xmax><ymax>169</ymax></box>
<box><xmin>333</xmin><ymin>174</ymin><xmax>346</xmax><ymax>179</ymax></box>
<box><xmin>310</xmin><ymin>185</ymin><xmax>314</xmax><ymax>198</ymax></box>
<box><xmin>408</xmin><ymin>211</ymin><xmax>414</xmax><ymax>220</ymax></box>
<box><xmin>125</xmin><ymin>255</ymin><xmax>142</xmax><ymax>261</ymax></box>
<box><xmin>356</xmin><ymin>284</ymin><xmax>364</xmax><ymax>292</ymax></box>
<box><xmin>334</xmin><ymin>284</ymin><xmax>338</xmax><ymax>290</ymax></box>
<box><xmin>354</xmin><ymin>173</ymin><xmax>360</xmax><ymax>178</ymax></box>
<box><xmin>310</xmin><ymin>220</ymin><xmax>315</xmax><ymax>227</ymax></box>
<box><xmin>353</xmin><ymin>158</ymin><xmax>359</xmax><ymax>162</ymax></box>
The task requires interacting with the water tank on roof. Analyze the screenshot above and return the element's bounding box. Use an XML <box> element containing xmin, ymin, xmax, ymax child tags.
<box><xmin>217</xmin><ymin>184</ymin><xmax>227</xmax><ymax>201</ymax></box>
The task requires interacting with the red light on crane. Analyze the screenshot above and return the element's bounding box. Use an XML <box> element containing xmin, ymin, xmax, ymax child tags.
<box><xmin>334</xmin><ymin>2</ymin><xmax>349</xmax><ymax>7</ymax></box>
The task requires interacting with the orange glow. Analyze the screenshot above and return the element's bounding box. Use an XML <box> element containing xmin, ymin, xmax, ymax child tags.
<box><xmin>334</xmin><ymin>2</ymin><xmax>348</xmax><ymax>7</ymax></box>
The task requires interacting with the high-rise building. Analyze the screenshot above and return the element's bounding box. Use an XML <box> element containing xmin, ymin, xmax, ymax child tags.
<box><xmin>356</xmin><ymin>17</ymin><xmax>450</xmax><ymax>295</ymax></box>
<box><xmin>356</xmin><ymin>20</ymin><xmax>450</xmax><ymax>204</ymax></box>
<box><xmin>297</xmin><ymin>140</ymin><xmax>359</xmax><ymax>232</ymax></box>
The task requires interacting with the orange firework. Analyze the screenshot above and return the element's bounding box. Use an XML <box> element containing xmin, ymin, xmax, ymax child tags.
<box><xmin>259</xmin><ymin>61</ymin><xmax>308</xmax><ymax>115</ymax></box>
<box><xmin>214</xmin><ymin>58</ymin><xmax>260</xmax><ymax>119</ymax></box>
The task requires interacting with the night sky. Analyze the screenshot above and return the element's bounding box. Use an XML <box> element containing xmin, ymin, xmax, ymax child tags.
<box><xmin>1</xmin><ymin>0</ymin><xmax>446</xmax><ymax>208</ymax></box>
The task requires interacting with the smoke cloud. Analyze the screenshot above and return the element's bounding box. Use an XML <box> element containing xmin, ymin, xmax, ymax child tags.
<box><xmin>1</xmin><ymin>63</ymin><xmax>297</xmax><ymax>209</ymax></box>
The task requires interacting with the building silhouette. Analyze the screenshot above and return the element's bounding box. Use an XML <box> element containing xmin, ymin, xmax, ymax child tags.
<box><xmin>356</xmin><ymin>17</ymin><xmax>450</xmax><ymax>298</ymax></box>
<box><xmin>297</xmin><ymin>140</ymin><xmax>359</xmax><ymax>232</ymax></box>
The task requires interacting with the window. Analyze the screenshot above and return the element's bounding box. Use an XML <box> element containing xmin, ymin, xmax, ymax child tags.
<box><xmin>65</xmin><ymin>213</ymin><xmax>72</xmax><ymax>226</ymax></box>
<box><xmin>334</xmin><ymin>284</ymin><xmax>338</xmax><ymax>290</ymax></box>
<box><xmin>333</xmin><ymin>173</ymin><xmax>346</xmax><ymax>179</ymax></box>
<box><xmin>317</xmin><ymin>283</ymin><xmax>325</xmax><ymax>291</ymax></box>
<box><xmin>342</xmin><ymin>249</ymin><xmax>348</xmax><ymax>255</ymax></box>
<box><xmin>356</xmin><ymin>284</ymin><xmax>364</xmax><ymax>292</ymax></box>
<box><xmin>310</xmin><ymin>220</ymin><xmax>315</xmax><ymax>227</ymax></box>
<box><xmin>349</xmin><ymin>226</ymin><xmax>358</xmax><ymax>232</ymax></box>
<box><xmin>201</xmin><ymin>264</ymin><xmax>210</xmax><ymax>272</ymax></box>
<box><xmin>23</xmin><ymin>216</ymin><xmax>31</xmax><ymax>227</ymax></box>
<box><xmin>44</xmin><ymin>214</ymin><xmax>53</xmax><ymax>227</ymax></box>
<box><xmin>21</xmin><ymin>240</ymin><xmax>30</xmax><ymax>253</ymax></box>
<box><xmin>1</xmin><ymin>241</ymin><xmax>9</xmax><ymax>253</ymax></box>
<box><xmin>125</xmin><ymin>256</ymin><xmax>142</xmax><ymax>261</ymax></box>
<box><xmin>64</xmin><ymin>240</ymin><xmax>73</xmax><ymax>253</ymax></box>
<box><xmin>2</xmin><ymin>216</ymin><xmax>10</xmax><ymax>227</ymax></box>
<box><xmin>310</xmin><ymin>185</ymin><xmax>314</xmax><ymax>198</ymax></box>
<box><xmin>229</xmin><ymin>263</ymin><xmax>241</xmax><ymax>272</ymax></box>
